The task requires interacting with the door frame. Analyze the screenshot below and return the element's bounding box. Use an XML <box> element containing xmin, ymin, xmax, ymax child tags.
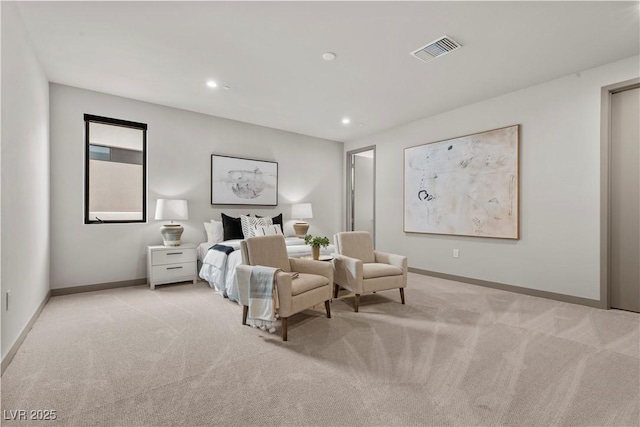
<box><xmin>600</xmin><ymin>77</ymin><xmax>640</xmax><ymax>309</ymax></box>
<box><xmin>346</xmin><ymin>145</ymin><xmax>376</xmax><ymax>246</ymax></box>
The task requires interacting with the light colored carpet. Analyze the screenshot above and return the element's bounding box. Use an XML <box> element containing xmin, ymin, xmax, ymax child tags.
<box><xmin>1</xmin><ymin>273</ymin><xmax>638</xmax><ymax>426</ymax></box>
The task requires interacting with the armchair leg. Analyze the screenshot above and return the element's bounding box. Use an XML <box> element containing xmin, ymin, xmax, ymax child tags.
<box><xmin>242</xmin><ymin>305</ymin><xmax>248</xmax><ymax>325</ymax></box>
<box><xmin>282</xmin><ymin>317</ymin><xmax>288</xmax><ymax>341</ymax></box>
<box><xmin>333</xmin><ymin>283</ymin><xmax>339</xmax><ymax>299</ymax></box>
<box><xmin>354</xmin><ymin>294</ymin><xmax>360</xmax><ymax>312</ymax></box>
<box><xmin>325</xmin><ymin>300</ymin><xmax>331</xmax><ymax>318</ymax></box>
<box><xmin>400</xmin><ymin>288</ymin><xmax>405</xmax><ymax>305</ymax></box>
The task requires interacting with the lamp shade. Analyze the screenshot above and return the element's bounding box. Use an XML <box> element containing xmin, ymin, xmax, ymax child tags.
<box><xmin>291</xmin><ymin>203</ymin><xmax>313</xmax><ymax>220</ymax></box>
<box><xmin>155</xmin><ymin>199</ymin><xmax>189</xmax><ymax>221</ymax></box>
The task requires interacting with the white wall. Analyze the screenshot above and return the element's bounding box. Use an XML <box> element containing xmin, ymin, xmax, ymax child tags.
<box><xmin>50</xmin><ymin>84</ymin><xmax>343</xmax><ymax>289</ymax></box>
<box><xmin>1</xmin><ymin>1</ymin><xmax>50</xmax><ymax>360</ymax></box>
<box><xmin>345</xmin><ymin>56</ymin><xmax>639</xmax><ymax>301</ymax></box>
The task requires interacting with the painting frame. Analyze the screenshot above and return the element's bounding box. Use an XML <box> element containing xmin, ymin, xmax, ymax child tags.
<box><xmin>404</xmin><ymin>125</ymin><xmax>520</xmax><ymax>239</ymax></box>
<box><xmin>210</xmin><ymin>154</ymin><xmax>278</xmax><ymax>206</ymax></box>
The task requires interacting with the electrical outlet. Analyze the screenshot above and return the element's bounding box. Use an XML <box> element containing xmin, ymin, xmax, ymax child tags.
<box><xmin>453</xmin><ymin>249</ymin><xmax>459</xmax><ymax>258</ymax></box>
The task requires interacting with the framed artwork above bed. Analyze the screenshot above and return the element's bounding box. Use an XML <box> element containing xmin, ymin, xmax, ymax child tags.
<box><xmin>211</xmin><ymin>154</ymin><xmax>278</xmax><ymax>206</ymax></box>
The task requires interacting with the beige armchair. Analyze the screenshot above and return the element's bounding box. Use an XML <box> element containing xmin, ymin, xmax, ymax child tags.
<box><xmin>332</xmin><ymin>231</ymin><xmax>407</xmax><ymax>312</ymax></box>
<box><xmin>236</xmin><ymin>235</ymin><xmax>332</xmax><ymax>341</ymax></box>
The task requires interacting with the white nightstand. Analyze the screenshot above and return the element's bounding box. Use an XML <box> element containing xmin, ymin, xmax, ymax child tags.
<box><xmin>147</xmin><ymin>244</ymin><xmax>197</xmax><ymax>289</ymax></box>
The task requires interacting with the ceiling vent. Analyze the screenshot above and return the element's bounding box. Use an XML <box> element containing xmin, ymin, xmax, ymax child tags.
<box><xmin>411</xmin><ymin>35</ymin><xmax>461</xmax><ymax>63</ymax></box>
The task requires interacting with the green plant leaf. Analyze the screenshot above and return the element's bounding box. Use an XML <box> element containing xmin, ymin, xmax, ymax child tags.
<box><xmin>303</xmin><ymin>234</ymin><xmax>330</xmax><ymax>248</ymax></box>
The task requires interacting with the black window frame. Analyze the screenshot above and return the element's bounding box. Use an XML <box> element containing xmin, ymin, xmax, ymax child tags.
<box><xmin>84</xmin><ymin>114</ymin><xmax>148</xmax><ymax>224</ymax></box>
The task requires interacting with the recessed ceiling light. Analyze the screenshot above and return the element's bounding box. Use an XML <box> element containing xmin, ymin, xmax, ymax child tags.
<box><xmin>342</xmin><ymin>118</ymin><xmax>351</xmax><ymax>125</ymax></box>
<box><xmin>206</xmin><ymin>80</ymin><xmax>218</xmax><ymax>88</ymax></box>
<box><xmin>322</xmin><ymin>52</ymin><xmax>337</xmax><ymax>61</ymax></box>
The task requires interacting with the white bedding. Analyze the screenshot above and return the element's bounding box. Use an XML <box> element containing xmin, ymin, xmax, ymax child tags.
<box><xmin>198</xmin><ymin>237</ymin><xmax>334</xmax><ymax>302</ymax></box>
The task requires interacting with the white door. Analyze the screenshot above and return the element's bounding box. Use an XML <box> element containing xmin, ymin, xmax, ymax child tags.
<box><xmin>353</xmin><ymin>152</ymin><xmax>374</xmax><ymax>236</ymax></box>
<box><xmin>347</xmin><ymin>148</ymin><xmax>375</xmax><ymax>244</ymax></box>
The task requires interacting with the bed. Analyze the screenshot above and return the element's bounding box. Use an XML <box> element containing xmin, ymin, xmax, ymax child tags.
<box><xmin>198</xmin><ymin>237</ymin><xmax>335</xmax><ymax>302</ymax></box>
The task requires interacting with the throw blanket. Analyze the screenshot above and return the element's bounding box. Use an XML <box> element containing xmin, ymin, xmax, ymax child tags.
<box><xmin>211</xmin><ymin>244</ymin><xmax>234</xmax><ymax>255</ymax></box>
<box><xmin>201</xmin><ymin>244</ymin><xmax>235</xmax><ymax>293</ymax></box>
<box><xmin>249</xmin><ymin>266</ymin><xmax>281</xmax><ymax>322</ymax></box>
<box><xmin>247</xmin><ymin>266</ymin><xmax>281</xmax><ymax>333</ymax></box>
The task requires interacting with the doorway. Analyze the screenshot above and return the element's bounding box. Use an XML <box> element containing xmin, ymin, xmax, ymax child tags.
<box><xmin>346</xmin><ymin>146</ymin><xmax>375</xmax><ymax>245</ymax></box>
<box><xmin>609</xmin><ymin>85</ymin><xmax>639</xmax><ymax>312</ymax></box>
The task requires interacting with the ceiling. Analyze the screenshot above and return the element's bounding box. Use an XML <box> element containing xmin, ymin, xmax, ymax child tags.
<box><xmin>16</xmin><ymin>1</ymin><xmax>640</xmax><ymax>143</ymax></box>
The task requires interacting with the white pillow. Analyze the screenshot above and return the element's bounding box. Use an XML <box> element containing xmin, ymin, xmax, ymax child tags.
<box><xmin>204</xmin><ymin>222</ymin><xmax>213</xmax><ymax>239</ymax></box>
<box><xmin>204</xmin><ymin>220</ymin><xmax>224</xmax><ymax>243</ymax></box>
<box><xmin>254</xmin><ymin>224</ymin><xmax>284</xmax><ymax>236</ymax></box>
<box><xmin>210</xmin><ymin>220</ymin><xmax>224</xmax><ymax>242</ymax></box>
<box><xmin>240</xmin><ymin>215</ymin><xmax>273</xmax><ymax>238</ymax></box>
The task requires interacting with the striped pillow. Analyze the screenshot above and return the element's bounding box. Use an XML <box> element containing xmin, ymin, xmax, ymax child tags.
<box><xmin>254</xmin><ymin>224</ymin><xmax>283</xmax><ymax>236</ymax></box>
<box><xmin>240</xmin><ymin>215</ymin><xmax>273</xmax><ymax>238</ymax></box>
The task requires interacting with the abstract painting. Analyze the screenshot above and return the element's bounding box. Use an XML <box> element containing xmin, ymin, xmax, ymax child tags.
<box><xmin>404</xmin><ymin>125</ymin><xmax>519</xmax><ymax>239</ymax></box>
<box><xmin>211</xmin><ymin>155</ymin><xmax>278</xmax><ymax>206</ymax></box>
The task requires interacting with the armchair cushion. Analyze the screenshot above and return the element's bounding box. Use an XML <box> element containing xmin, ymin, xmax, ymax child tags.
<box><xmin>363</xmin><ymin>263</ymin><xmax>403</xmax><ymax>279</ymax></box>
<box><xmin>292</xmin><ymin>273</ymin><xmax>330</xmax><ymax>296</ymax></box>
<box><xmin>335</xmin><ymin>231</ymin><xmax>375</xmax><ymax>263</ymax></box>
<box><xmin>290</xmin><ymin>258</ymin><xmax>333</xmax><ymax>278</ymax></box>
<box><xmin>242</xmin><ymin>235</ymin><xmax>291</xmax><ymax>272</ymax></box>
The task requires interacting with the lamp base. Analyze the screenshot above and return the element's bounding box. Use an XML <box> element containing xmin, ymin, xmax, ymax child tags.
<box><xmin>293</xmin><ymin>221</ymin><xmax>309</xmax><ymax>238</ymax></box>
<box><xmin>160</xmin><ymin>224</ymin><xmax>184</xmax><ymax>246</ymax></box>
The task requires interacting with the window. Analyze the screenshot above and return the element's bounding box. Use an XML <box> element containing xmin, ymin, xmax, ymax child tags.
<box><xmin>84</xmin><ymin>114</ymin><xmax>147</xmax><ymax>224</ymax></box>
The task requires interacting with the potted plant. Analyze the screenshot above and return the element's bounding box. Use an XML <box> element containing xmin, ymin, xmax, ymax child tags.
<box><xmin>304</xmin><ymin>234</ymin><xmax>330</xmax><ymax>260</ymax></box>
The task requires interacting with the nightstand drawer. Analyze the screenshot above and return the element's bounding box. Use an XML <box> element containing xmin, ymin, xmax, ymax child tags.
<box><xmin>152</xmin><ymin>248</ymin><xmax>196</xmax><ymax>265</ymax></box>
<box><xmin>152</xmin><ymin>262</ymin><xmax>196</xmax><ymax>281</ymax></box>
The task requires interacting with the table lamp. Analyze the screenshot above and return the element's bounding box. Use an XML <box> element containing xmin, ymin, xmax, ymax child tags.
<box><xmin>291</xmin><ymin>203</ymin><xmax>313</xmax><ymax>237</ymax></box>
<box><xmin>155</xmin><ymin>199</ymin><xmax>188</xmax><ymax>246</ymax></box>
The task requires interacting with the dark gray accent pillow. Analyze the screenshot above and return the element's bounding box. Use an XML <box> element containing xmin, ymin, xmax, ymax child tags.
<box><xmin>221</xmin><ymin>213</ymin><xmax>245</xmax><ymax>241</ymax></box>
